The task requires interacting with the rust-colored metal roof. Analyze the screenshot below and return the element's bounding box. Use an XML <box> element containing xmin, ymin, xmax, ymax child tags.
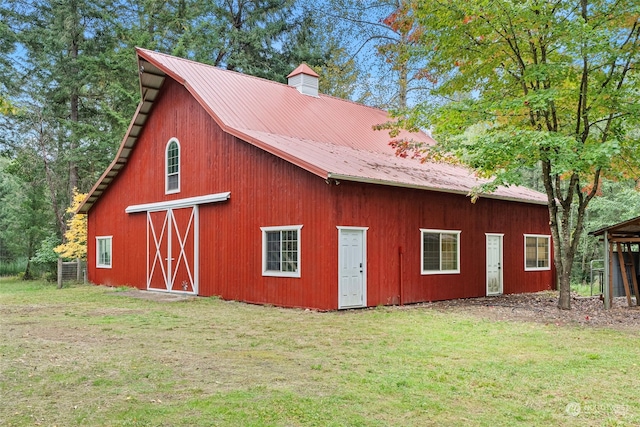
<box><xmin>79</xmin><ymin>49</ymin><xmax>547</xmax><ymax>212</ymax></box>
<box><xmin>287</xmin><ymin>63</ymin><xmax>319</xmax><ymax>78</ymax></box>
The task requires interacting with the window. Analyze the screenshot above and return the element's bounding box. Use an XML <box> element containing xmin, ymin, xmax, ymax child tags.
<box><xmin>96</xmin><ymin>236</ymin><xmax>112</xmax><ymax>268</ymax></box>
<box><xmin>420</xmin><ymin>229</ymin><xmax>461</xmax><ymax>274</ymax></box>
<box><xmin>525</xmin><ymin>234</ymin><xmax>550</xmax><ymax>270</ymax></box>
<box><xmin>261</xmin><ymin>225</ymin><xmax>302</xmax><ymax>277</ymax></box>
<box><xmin>166</xmin><ymin>138</ymin><xmax>180</xmax><ymax>193</ymax></box>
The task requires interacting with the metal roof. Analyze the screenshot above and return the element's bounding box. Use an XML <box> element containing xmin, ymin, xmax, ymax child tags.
<box><xmin>287</xmin><ymin>63</ymin><xmax>319</xmax><ymax>78</ymax></box>
<box><xmin>79</xmin><ymin>49</ymin><xmax>547</xmax><ymax>213</ymax></box>
<box><xmin>590</xmin><ymin>215</ymin><xmax>640</xmax><ymax>238</ymax></box>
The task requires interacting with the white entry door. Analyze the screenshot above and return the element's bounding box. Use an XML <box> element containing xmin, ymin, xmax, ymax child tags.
<box><xmin>147</xmin><ymin>206</ymin><xmax>199</xmax><ymax>294</ymax></box>
<box><xmin>338</xmin><ymin>227</ymin><xmax>367</xmax><ymax>309</ymax></box>
<box><xmin>486</xmin><ymin>234</ymin><xmax>503</xmax><ymax>296</ymax></box>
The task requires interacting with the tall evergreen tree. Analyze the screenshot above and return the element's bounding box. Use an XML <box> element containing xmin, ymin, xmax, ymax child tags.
<box><xmin>0</xmin><ymin>149</ymin><xmax>52</xmax><ymax>278</ymax></box>
<box><xmin>1</xmin><ymin>0</ymin><xmax>354</xmax><ymax>260</ymax></box>
<box><xmin>3</xmin><ymin>0</ymin><xmax>136</xmax><ymax>237</ymax></box>
<box><xmin>0</xmin><ymin>9</ymin><xmax>18</xmax><ymax>114</ymax></box>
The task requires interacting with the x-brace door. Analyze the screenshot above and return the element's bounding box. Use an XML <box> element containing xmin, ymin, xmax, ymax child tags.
<box><xmin>147</xmin><ymin>206</ymin><xmax>198</xmax><ymax>294</ymax></box>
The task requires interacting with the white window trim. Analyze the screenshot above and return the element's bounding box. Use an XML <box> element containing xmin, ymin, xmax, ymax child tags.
<box><xmin>261</xmin><ymin>225</ymin><xmax>303</xmax><ymax>278</ymax></box>
<box><xmin>96</xmin><ymin>236</ymin><xmax>113</xmax><ymax>269</ymax></box>
<box><xmin>165</xmin><ymin>138</ymin><xmax>180</xmax><ymax>195</ymax></box>
<box><xmin>420</xmin><ymin>228</ymin><xmax>461</xmax><ymax>275</ymax></box>
<box><xmin>524</xmin><ymin>234</ymin><xmax>551</xmax><ymax>271</ymax></box>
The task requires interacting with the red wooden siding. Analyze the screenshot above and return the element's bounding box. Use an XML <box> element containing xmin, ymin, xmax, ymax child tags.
<box><xmin>328</xmin><ymin>182</ymin><xmax>552</xmax><ymax>304</ymax></box>
<box><xmin>87</xmin><ymin>77</ymin><xmax>553</xmax><ymax>310</ymax></box>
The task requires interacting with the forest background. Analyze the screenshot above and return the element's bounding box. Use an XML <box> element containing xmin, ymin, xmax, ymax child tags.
<box><xmin>0</xmin><ymin>0</ymin><xmax>638</xmax><ymax>286</ymax></box>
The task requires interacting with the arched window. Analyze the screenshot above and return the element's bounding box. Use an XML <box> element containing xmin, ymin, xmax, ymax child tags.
<box><xmin>166</xmin><ymin>138</ymin><xmax>180</xmax><ymax>193</ymax></box>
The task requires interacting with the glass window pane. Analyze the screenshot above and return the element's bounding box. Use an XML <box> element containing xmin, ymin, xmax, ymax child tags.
<box><xmin>266</xmin><ymin>231</ymin><xmax>281</xmax><ymax>271</ymax></box>
<box><xmin>525</xmin><ymin>237</ymin><xmax>537</xmax><ymax>268</ymax></box>
<box><xmin>167</xmin><ymin>174</ymin><xmax>178</xmax><ymax>190</ymax></box>
<box><xmin>98</xmin><ymin>238</ymin><xmax>111</xmax><ymax>266</ymax></box>
<box><xmin>441</xmin><ymin>233</ymin><xmax>458</xmax><ymax>270</ymax></box>
<box><xmin>537</xmin><ymin>237</ymin><xmax>548</xmax><ymax>268</ymax></box>
<box><xmin>423</xmin><ymin>233</ymin><xmax>440</xmax><ymax>271</ymax></box>
<box><xmin>167</xmin><ymin>141</ymin><xmax>179</xmax><ymax>191</ymax></box>
<box><xmin>263</xmin><ymin>228</ymin><xmax>300</xmax><ymax>275</ymax></box>
<box><xmin>281</xmin><ymin>230</ymin><xmax>298</xmax><ymax>272</ymax></box>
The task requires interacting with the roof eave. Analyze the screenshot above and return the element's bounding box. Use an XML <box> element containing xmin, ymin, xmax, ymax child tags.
<box><xmin>590</xmin><ymin>214</ymin><xmax>640</xmax><ymax>236</ymax></box>
<box><xmin>326</xmin><ymin>173</ymin><xmax>548</xmax><ymax>205</ymax></box>
<box><xmin>78</xmin><ymin>49</ymin><xmax>170</xmax><ymax>214</ymax></box>
<box><xmin>78</xmin><ymin>101</ymin><xmax>147</xmax><ymax>213</ymax></box>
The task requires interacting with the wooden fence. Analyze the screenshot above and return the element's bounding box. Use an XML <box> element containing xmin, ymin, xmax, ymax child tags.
<box><xmin>57</xmin><ymin>258</ymin><xmax>86</xmax><ymax>288</ymax></box>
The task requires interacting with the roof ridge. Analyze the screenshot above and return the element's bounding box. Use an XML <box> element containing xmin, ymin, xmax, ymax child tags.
<box><xmin>136</xmin><ymin>47</ymin><xmax>392</xmax><ymax>114</ymax></box>
<box><xmin>136</xmin><ymin>47</ymin><xmax>296</xmax><ymax>89</ymax></box>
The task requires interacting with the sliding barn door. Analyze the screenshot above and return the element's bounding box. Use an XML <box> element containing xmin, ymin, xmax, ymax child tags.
<box><xmin>147</xmin><ymin>206</ymin><xmax>198</xmax><ymax>294</ymax></box>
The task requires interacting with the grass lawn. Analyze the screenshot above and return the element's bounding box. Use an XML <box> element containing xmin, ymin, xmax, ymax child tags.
<box><xmin>1</xmin><ymin>278</ymin><xmax>638</xmax><ymax>426</ymax></box>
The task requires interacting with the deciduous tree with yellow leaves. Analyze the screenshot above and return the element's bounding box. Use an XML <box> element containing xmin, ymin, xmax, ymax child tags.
<box><xmin>54</xmin><ymin>189</ymin><xmax>87</xmax><ymax>260</ymax></box>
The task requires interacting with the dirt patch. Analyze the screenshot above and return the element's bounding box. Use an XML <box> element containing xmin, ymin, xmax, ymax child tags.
<box><xmin>109</xmin><ymin>288</ymin><xmax>640</xmax><ymax>331</ymax></box>
<box><xmin>417</xmin><ymin>291</ymin><xmax>640</xmax><ymax>332</ymax></box>
<box><xmin>111</xmin><ymin>288</ymin><xmax>197</xmax><ymax>302</ymax></box>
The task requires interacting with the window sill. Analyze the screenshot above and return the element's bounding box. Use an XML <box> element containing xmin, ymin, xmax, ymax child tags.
<box><xmin>421</xmin><ymin>270</ymin><xmax>460</xmax><ymax>275</ymax></box>
<box><xmin>262</xmin><ymin>271</ymin><xmax>300</xmax><ymax>278</ymax></box>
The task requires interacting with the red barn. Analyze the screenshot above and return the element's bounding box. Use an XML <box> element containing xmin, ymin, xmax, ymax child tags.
<box><xmin>79</xmin><ymin>49</ymin><xmax>553</xmax><ymax>310</ymax></box>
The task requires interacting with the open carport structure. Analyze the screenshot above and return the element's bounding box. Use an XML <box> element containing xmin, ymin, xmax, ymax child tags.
<box><xmin>591</xmin><ymin>215</ymin><xmax>640</xmax><ymax>309</ymax></box>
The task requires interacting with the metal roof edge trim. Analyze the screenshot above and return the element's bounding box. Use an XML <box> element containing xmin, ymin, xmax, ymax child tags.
<box><xmin>326</xmin><ymin>173</ymin><xmax>549</xmax><ymax>206</ymax></box>
<box><xmin>77</xmin><ymin>101</ymin><xmax>146</xmax><ymax>214</ymax></box>
<box><xmin>137</xmin><ymin>48</ymin><xmax>186</xmax><ymax>86</ymax></box>
<box><xmin>125</xmin><ymin>192</ymin><xmax>231</xmax><ymax>213</ymax></box>
<box><xmin>589</xmin><ymin>214</ymin><xmax>640</xmax><ymax>236</ymax></box>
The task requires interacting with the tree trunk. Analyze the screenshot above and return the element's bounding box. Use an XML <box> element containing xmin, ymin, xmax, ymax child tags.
<box><xmin>397</xmin><ymin>58</ymin><xmax>408</xmax><ymax>109</ymax></box>
<box><xmin>557</xmin><ymin>252</ymin><xmax>573</xmax><ymax>310</ymax></box>
<box><xmin>23</xmin><ymin>258</ymin><xmax>32</xmax><ymax>280</ymax></box>
<box><xmin>69</xmin><ymin>6</ymin><xmax>79</xmax><ymax>195</ymax></box>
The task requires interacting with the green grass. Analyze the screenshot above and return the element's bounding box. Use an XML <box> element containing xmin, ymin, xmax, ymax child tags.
<box><xmin>571</xmin><ymin>282</ymin><xmax>602</xmax><ymax>297</ymax></box>
<box><xmin>1</xmin><ymin>277</ymin><xmax>639</xmax><ymax>426</ymax></box>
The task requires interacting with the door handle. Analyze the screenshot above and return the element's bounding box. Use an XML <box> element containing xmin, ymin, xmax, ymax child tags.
<box><xmin>359</xmin><ymin>262</ymin><xmax>363</xmax><ymax>273</ymax></box>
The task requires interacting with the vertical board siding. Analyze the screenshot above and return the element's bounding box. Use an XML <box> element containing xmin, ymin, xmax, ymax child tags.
<box><xmin>87</xmin><ymin>77</ymin><xmax>553</xmax><ymax>310</ymax></box>
<box><xmin>330</xmin><ymin>181</ymin><xmax>553</xmax><ymax>305</ymax></box>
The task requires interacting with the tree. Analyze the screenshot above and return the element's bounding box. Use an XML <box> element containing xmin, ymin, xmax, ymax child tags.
<box><xmin>317</xmin><ymin>43</ymin><xmax>367</xmax><ymax>100</ymax></box>
<box><xmin>390</xmin><ymin>1</ymin><xmax>640</xmax><ymax>309</ymax></box>
<box><xmin>2</xmin><ymin>0</ymin><xmax>346</xmax><ymax>271</ymax></box>
<box><xmin>573</xmin><ymin>179</ymin><xmax>640</xmax><ymax>282</ymax></box>
<box><xmin>0</xmin><ymin>157</ymin><xmax>21</xmax><ymax>261</ymax></box>
<box><xmin>321</xmin><ymin>0</ymin><xmax>434</xmax><ymax>108</ymax></box>
<box><xmin>0</xmin><ymin>9</ymin><xmax>17</xmax><ymax>115</ymax></box>
<box><xmin>54</xmin><ymin>189</ymin><xmax>88</xmax><ymax>260</ymax></box>
<box><xmin>2</xmin><ymin>0</ymin><xmax>138</xmax><ymax>238</ymax></box>
<box><xmin>0</xmin><ymin>150</ymin><xmax>52</xmax><ymax>279</ymax></box>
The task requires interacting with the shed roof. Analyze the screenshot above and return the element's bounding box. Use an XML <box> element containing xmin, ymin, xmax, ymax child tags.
<box><xmin>79</xmin><ymin>49</ymin><xmax>547</xmax><ymax>213</ymax></box>
<box><xmin>590</xmin><ymin>215</ymin><xmax>640</xmax><ymax>238</ymax></box>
